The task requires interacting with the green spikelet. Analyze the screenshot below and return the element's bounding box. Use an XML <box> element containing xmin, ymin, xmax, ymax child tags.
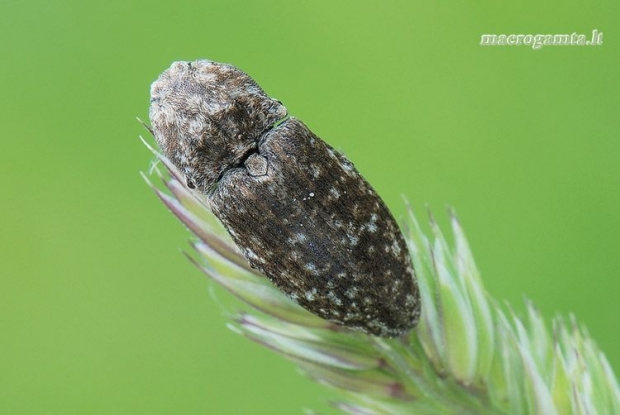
<box><xmin>143</xmin><ymin>142</ymin><xmax>620</xmax><ymax>414</ymax></box>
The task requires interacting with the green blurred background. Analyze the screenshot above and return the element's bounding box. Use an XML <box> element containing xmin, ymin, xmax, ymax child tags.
<box><xmin>1</xmin><ymin>1</ymin><xmax>618</xmax><ymax>413</ymax></box>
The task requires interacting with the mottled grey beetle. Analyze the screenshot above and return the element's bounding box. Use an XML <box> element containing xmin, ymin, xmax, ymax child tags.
<box><xmin>149</xmin><ymin>60</ymin><xmax>420</xmax><ymax>337</ymax></box>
